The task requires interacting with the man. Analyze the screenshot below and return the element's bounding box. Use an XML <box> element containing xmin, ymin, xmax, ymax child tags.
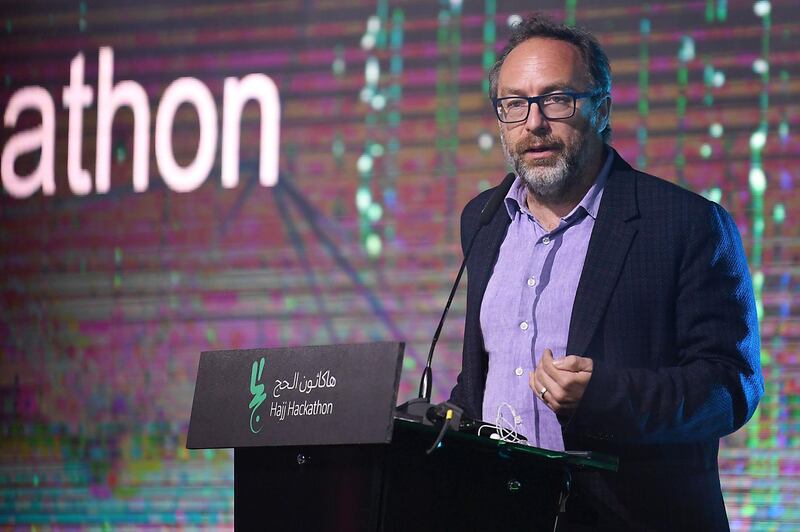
<box><xmin>449</xmin><ymin>15</ymin><xmax>763</xmax><ymax>530</ymax></box>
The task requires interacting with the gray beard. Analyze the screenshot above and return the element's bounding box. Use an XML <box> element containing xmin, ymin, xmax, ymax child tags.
<box><xmin>500</xmin><ymin>129</ymin><xmax>584</xmax><ymax>204</ymax></box>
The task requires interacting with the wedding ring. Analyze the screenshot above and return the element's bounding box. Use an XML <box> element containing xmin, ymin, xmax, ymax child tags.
<box><xmin>540</xmin><ymin>387</ymin><xmax>548</xmax><ymax>400</ymax></box>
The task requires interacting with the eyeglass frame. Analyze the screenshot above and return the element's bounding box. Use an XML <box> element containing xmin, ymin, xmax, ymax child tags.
<box><xmin>491</xmin><ymin>90</ymin><xmax>604</xmax><ymax>123</ymax></box>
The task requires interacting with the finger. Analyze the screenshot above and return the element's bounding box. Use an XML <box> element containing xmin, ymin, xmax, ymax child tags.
<box><xmin>532</xmin><ymin>365</ymin><xmax>562</xmax><ymax>406</ymax></box>
<box><xmin>537</xmin><ymin>360</ymin><xmax>591</xmax><ymax>413</ymax></box>
<box><xmin>539</xmin><ymin>349</ymin><xmax>572</xmax><ymax>388</ymax></box>
<box><xmin>553</xmin><ymin>355</ymin><xmax>593</xmax><ymax>373</ymax></box>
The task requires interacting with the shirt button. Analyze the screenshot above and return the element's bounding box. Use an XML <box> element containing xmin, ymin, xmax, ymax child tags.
<box><xmin>519</xmin><ymin>321</ymin><xmax>529</xmax><ymax>331</ymax></box>
<box><xmin>514</xmin><ymin>367</ymin><xmax>524</xmax><ymax>376</ymax></box>
<box><xmin>514</xmin><ymin>415</ymin><xmax>522</xmax><ymax>424</ymax></box>
<box><xmin>527</xmin><ymin>277</ymin><xmax>536</xmax><ymax>287</ymax></box>
<box><xmin>542</xmin><ymin>236</ymin><xmax>551</xmax><ymax>245</ymax></box>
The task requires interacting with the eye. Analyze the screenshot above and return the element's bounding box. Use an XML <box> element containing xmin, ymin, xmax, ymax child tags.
<box><xmin>504</xmin><ymin>98</ymin><xmax>528</xmax><ymax>110</ymax></box>
<box><xmin>543</xmin><ymin>94</ymin><xmax>571</xmax><ymax>105</ymax></box>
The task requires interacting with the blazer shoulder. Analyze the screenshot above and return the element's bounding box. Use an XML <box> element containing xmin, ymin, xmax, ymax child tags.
<box><xmin>461</xmin><ymin>186</ymin><xmax>500</xmax><ymax>231</ymax></box>
<box><xmin>462</xmin><ymin>186</ymin><xmax>498</xmax><ymax>219</ymax></box>
<box><xmin>460</xmin><ymin>184</ymin><xmax>507</xmax><ymax>252</ymax></box>
<box><xmin>628</xmin><ymin>168</ymin><xmax>723</xmax><ymax>217</ymax></box>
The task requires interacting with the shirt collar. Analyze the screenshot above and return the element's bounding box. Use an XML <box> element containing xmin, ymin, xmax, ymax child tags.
<box><xmin>503</xmin><ymin>147</ymin><xmax>614</xmax><ymax>222</ymax></box>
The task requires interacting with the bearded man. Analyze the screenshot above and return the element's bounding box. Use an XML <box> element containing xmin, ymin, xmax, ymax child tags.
<box><xmin>448</xmin><ymin>15</ymin><xmax>763</xmax><ymax>530</ymax></box>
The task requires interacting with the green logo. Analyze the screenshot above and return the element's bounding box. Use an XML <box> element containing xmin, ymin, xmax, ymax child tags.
<box><xmin>249</xmin><ymin>357</ymin><xmax>267</xmax><ymax>434</ymax></box>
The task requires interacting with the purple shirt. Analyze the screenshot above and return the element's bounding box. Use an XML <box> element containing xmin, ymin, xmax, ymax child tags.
<box><xmin>480</xmin><ymin>152</ymin><xmax>613</xmax><ymax>450</ymax></box>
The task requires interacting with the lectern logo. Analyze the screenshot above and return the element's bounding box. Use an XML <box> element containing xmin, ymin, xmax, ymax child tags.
<box><xmin>249</xmin><ymin>357</ymin><xmax>267</xmax><ymax>434</ymax></box>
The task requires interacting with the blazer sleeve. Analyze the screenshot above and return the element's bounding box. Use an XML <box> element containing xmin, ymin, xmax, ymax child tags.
<box><xmin>564</xmin><ymin>202</ymin><xmax>764</xmax><ymax>444</ymax></box>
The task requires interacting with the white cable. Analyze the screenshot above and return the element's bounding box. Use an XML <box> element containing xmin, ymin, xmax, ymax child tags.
<box><xmin>482</xmin><ymin>402</ymin><xmax>526</xmax><ymax>444</ymax></box>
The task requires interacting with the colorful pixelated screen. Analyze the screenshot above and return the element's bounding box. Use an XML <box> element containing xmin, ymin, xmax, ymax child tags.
<box><xmin>1</xmin><ymin>0</ymin><xmax>798</xmax><ymax>528</ymax></box>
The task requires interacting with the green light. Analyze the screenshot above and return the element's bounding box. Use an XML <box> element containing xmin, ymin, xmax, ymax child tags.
<box><xmin>752</xmin><ymin>58</ymin><xmax>768</xmax><ymax>75</ymax></box>
<box><xmin>749</xmin><ymin>167</ymin><xmax>767</xmax><ymax>193</ymax></box>
<box><xmin>753</xmin><ymin>1</ymin><xmax>771</xmax><ymax>17</ymax></box>
<box><xmin>369</xmin><ymin>143</ymin><xmax>385</xmax><ymax>157</ymax></box>
<box><xmin>371</xmin><ymin>94</ymin><xmax>386</xmax><ymax>110</ymax></box>
<box><xmin>778</xmin><ymin>120</ymin><xmax>789</xmax><ymax>141</ymax></box>
<box><xmin>716</xmin><ymin>0</ymin><xmax>728</xmax><ymax>21</ymax></box>
<box><xmin>357</xmin><ymin>154</ymin><xmax>373</xmax><ymax>174</ymax></box>
<box><xmin>367</xmin><ymin>203</ymin><xmax>383</xmax><ymax>222</ymax></box>
<box><xmin>699</xmin><ymin>143</ymin><xmax>712</xmax><ymax>159</ymax></box>
<box><xmin>703</xmin><ymin>64</ymin><xmax>714</xmax><ymax>85</ymax></box>
<box><xmin>749</xmin><ymin>129</ymin><xmax>767</xmax><ymax>151</ymax></box>
<box><xmin>565</xmin><ymin>0</ymin><xmax>577</xmax><ymax>26</ymax></box>
<box><xmin>356</xmin><ymin>187</ymin><xmax>372</xmax><ymax>211</ymax></box>
<box><xmin>365</xmin><ymin>233</ymin><xmax>382</xmax><ymax>257</ymax></box>
<box><xmin>482</xmin><ymin>49</ymin><xmax>494</xmax><ymax>69</ymax></box>
<box><xmin>773</xmin><ymin>203</ymin><xmax>785</xmax><ymax>224</ymax></box>
<box><xmin>678</xmin><ymin>36</ymin><xmax>695</xmax><ymax>62</ymax></box>
<box><xmin>483</xmin><ymin>20</ymin><xmax>495</xmax><ymax>44</ymax></box>
<box><xmin>753</xmin><ymin>270</ymin><xmax>764</xmax><ymax>291</ymax></box>
<box><xmin>709</xmin><ymin>123</ymin><xmax>723</xmax><ymax>138</ymax></box>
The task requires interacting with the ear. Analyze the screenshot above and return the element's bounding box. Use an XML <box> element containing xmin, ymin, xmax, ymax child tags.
<box><xmin>593</xmin><ymin>94</ymin><xmax>611</xmax><ymax>136</ymax></box>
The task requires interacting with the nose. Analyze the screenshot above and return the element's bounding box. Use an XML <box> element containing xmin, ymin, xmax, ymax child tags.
<box><xmin>524</xmin><ymin>102</ymin><xmax>550</xmax><ymax>134</ymax></box>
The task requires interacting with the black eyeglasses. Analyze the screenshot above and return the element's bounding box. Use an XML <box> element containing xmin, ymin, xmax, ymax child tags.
<box><xmin>492</xmin><ymin>91</ymin><xmax>600</xmax><ymax>123</ymax></box>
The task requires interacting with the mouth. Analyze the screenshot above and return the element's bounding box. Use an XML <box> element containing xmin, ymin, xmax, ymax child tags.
<box><xmin>521</xmin><ymin>144</ymin><xmax>560</xmax><ymax>160</ymax></box>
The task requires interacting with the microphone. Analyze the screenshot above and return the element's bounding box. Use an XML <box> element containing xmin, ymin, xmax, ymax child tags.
<box><xmin>397</xmin><ymin>172</ymin><xmax>516</xmax><ymax>419</ymax></box>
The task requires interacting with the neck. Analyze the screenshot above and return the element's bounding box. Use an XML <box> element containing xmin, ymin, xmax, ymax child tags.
<box><xmin>525</xmin><ymin>145</ymin><xmax>605</xmax><ymax>231</ymax></box>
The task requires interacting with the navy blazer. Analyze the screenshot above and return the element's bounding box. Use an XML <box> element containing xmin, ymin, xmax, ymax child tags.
<box><xmin>449</xmin><ymin>150</ymin><xmax>763</xmax><ymax>530</ymax></box>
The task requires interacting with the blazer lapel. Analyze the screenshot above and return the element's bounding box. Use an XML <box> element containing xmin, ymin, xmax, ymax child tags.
<box><xmin>567</xmin><ymin>154</ymin><xmax>639</xmax><ymax>356</ymax></box>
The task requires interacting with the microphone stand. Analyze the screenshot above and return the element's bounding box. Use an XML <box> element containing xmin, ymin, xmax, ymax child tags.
<box><xmin>396</xmin><ymin>173</ymin><xmax>516</xmax><ymax>422</ymax></box>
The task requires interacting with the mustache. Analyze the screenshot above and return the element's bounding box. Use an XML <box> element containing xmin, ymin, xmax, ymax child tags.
<box><xmin>513</xmin><ymin>136</ymin><xmax>565</xmax><ymax>157</ymax></box>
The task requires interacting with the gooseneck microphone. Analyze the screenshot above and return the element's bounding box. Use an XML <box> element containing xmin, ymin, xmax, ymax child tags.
<box><xmin>398</xmin><ymin>172</ymin><xmax>516</xmax><ymax>419</ymax></box>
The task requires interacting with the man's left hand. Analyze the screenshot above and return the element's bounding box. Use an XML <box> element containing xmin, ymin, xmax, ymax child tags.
<box><xmin>529</xmin><ymin>349</ymin><xmax>593</xmax><ymax>416</ymax></box>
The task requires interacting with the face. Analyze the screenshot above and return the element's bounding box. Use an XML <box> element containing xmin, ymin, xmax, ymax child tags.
<box><xmin>496</xmin><ymin>37</ymin><xmax>609</xmax><ymax>202</ymax></box>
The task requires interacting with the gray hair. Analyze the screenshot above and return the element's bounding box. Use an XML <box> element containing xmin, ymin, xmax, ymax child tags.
<box><xmin>488</xmin><ymin>14</ymin><xmax>612</xmax><ymax>142</ymax></box>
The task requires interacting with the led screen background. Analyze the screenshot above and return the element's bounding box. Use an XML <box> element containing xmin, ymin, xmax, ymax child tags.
<box><xmin>1</xmin><ymin>0</ymin><xmax>798</xmax><ymax>528</ymax></box>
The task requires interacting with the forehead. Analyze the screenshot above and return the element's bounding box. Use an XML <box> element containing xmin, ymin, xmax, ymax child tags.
<box><xmin>498</xmin><ymin>37</ymin><xmax>590</xmax><ymax>95</ymax></box>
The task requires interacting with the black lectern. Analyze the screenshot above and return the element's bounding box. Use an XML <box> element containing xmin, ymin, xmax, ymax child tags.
<box><xmin>187</xmin><ymin>343</ymin><xmax>617</xmax><ymax>531</ymax></box>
